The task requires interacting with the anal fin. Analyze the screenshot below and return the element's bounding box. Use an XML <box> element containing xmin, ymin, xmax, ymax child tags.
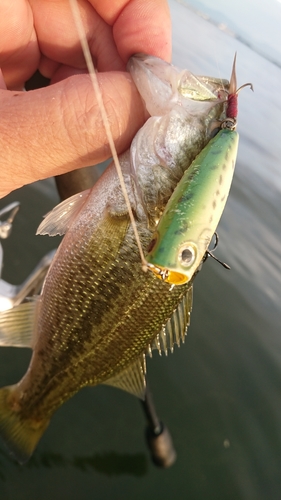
<box><xmin>103</xmin><ymin>355</ymin><xmax>146</xmax><ymax>399</ymax></box>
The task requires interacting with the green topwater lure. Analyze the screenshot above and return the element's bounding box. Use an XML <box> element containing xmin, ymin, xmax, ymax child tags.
<box><xmin>146</xmin><ymin>55</ymin><xmax>253</xmax><ymax>285</ymax></box>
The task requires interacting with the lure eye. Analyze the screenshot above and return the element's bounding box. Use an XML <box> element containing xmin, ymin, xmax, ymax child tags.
<box><xmin>178</xmin><ymin>244</ymin><xmax>197</xmax><ymax>268</ymax></box>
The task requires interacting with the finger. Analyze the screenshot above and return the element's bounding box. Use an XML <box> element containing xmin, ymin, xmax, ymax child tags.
<box><xmin>30</xmin><ymin>0</ymin><xmax>171</xmax><ymax>77</ymax></box>
<box><xmin>29</xmin><ymin>0</ymin><xmax>125</xmax><ymax>78</ymax></box>
<box><xmin>0</xmin><ymin>72</ymin><xmax>146</xmax><ymax>198</ymax></box>
<box><xmin>0</xmin><ymin>0</ymin><xmax>39</xmax><ymax>89</ymax></box>
<box><xmin>90</xmin><ymin>0</ymin><xmax>172</xmax><ymax>63</ymax></box>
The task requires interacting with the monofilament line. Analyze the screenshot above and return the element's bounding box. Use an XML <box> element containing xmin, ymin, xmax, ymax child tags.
<box><xmin>69</xmin><ymin>0</ymin><xmax>148</xmax><ymax>271</ymax></box>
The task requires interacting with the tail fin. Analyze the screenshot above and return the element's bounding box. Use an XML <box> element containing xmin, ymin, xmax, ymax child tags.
<box><xmin>0</xmin><ymin>386</ymin><xmax>50</xmax><ymax>464</ymax></box>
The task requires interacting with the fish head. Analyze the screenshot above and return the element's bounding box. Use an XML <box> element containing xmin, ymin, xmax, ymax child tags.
<box><xmin>128</xmin><ymin>54</ymin><xmax>229</xmax><ymax>120</ymax></box>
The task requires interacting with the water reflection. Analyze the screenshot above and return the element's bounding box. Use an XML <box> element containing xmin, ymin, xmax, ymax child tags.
<box><xmin>0</xmin><ymin>448</ymin><xmax>147</xmax><ymax>479</ymax></box>
<box><xmin>72</xmin><ymin>452</ymin><xmax>147</xmax><ymax>476</ymax></box>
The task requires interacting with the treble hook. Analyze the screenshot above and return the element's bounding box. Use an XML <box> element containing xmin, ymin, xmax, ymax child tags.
<box><xmin>205</xmin><ymin>233</ymin><xmax>231</xmax><ymax>270</ymax></box>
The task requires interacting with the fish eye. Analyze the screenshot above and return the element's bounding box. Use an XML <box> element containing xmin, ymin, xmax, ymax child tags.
<box><xmin>178</xmin><ymin>244</ymin><xmax>196</xmax><ymax>268</ymax></box>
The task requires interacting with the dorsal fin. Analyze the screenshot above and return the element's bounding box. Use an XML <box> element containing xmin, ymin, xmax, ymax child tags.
<box><xmin>103</xmin><ymin>355</ymin><xmax>146</xmax><ymax>399</ymax></box>
<box><xmin>147</xmin><ymin>286</ymin><xmax>193</xmax><ymax>357</ymax></box>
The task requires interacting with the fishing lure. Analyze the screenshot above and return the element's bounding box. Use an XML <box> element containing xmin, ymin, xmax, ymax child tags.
<box><xmin>145</xmin><ymin>56</ymin><xmax>253</xmax><ymax>285</ymax></box>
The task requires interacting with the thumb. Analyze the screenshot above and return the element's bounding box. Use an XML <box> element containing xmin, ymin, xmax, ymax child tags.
<box><xmin>0</xmin><ymin>71</ymin><xmax>145</xmax><ymax>198</ymax></box>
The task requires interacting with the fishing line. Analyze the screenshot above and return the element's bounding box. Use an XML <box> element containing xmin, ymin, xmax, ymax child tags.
<box><xmin>68</xmin><ymin>0</ymin><xmax>148</xmax><ymax>271</ymax></box>
<box><xmin>68</xmin><ymin>1</ymin><xmax>177</xmax><ymax>468</ymax></box>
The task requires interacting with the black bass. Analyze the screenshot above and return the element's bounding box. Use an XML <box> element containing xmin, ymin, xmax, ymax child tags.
<box><xmin>0</xmin><ymin>54</ymin><xmax>228</xmax><ymax>463</ymax></box>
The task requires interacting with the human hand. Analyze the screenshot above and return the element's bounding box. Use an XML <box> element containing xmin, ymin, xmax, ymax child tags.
<box><xmin>0</xmin><ymin>0</ymin><xmax>171</xmax><ymax>198</ymax></box>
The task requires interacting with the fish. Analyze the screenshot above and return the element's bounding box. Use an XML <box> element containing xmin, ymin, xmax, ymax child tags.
<box><xmin>0</xmin><ymin>54</ymin><xmax>229</xmax><ymax>463</ymax></box>
<box><xmin>145</xmin><ymin>56</ymin><xmax>253</xmax><ymax>285</ymax></box>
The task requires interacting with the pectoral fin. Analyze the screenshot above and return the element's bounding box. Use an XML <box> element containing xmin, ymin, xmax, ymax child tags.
<box><xmin>147</xmin><ymin>286</ymin><xmax>193</xmax><ymax>356</ymax></box>
<box><xmin>103</xmin><ymin>355</ymin><xmax>146</xmax><ymax>399</ymax></box>
<box><xmin>0</xmin><ymin>298</ymin><xmax>40</xmax><ymax>348</ymax></box>
<box><xmin>37</xmin><ymin>189</ymin><xmax>91</xmax><ymax>236</ymax></box>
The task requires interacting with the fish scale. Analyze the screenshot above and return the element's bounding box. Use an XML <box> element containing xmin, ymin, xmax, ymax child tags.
<box><xmin>18</xmin><ymin>217</ymin><xmax>192</xmax><ymax>418</ymax></box>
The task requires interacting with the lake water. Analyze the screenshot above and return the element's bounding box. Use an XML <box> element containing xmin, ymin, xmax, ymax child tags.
<box><xmin>0</xmin><ymin>1</ymin><xmax>280</xmax><ymax>499</ymax></box>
